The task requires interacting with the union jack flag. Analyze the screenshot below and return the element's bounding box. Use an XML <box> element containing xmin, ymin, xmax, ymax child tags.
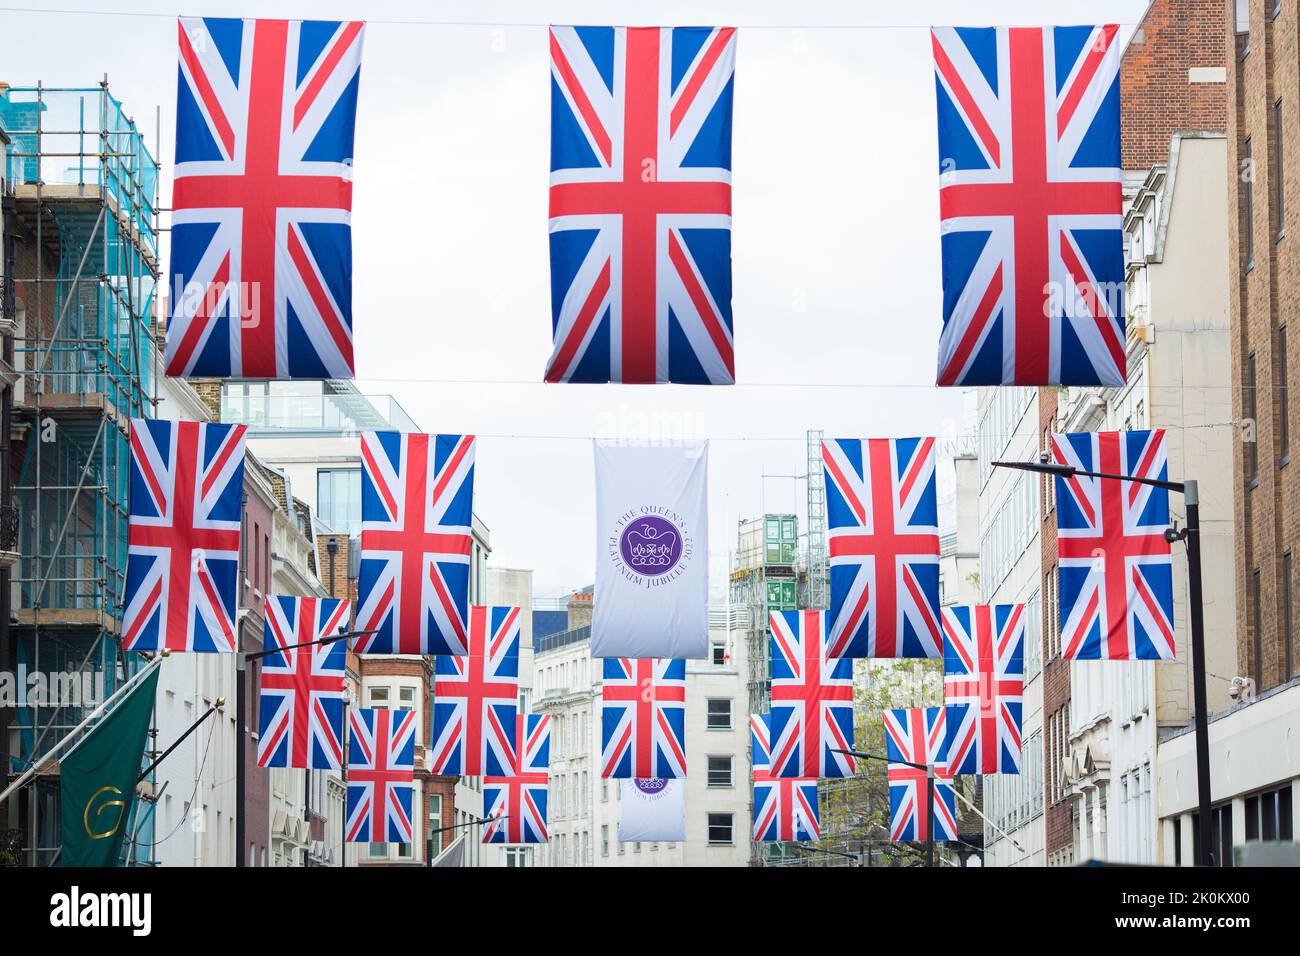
<box><xmin>483</xmin><ymin>714</ymin><xmax>551</xmax><ymax>845</ymax></box>
<box><xmin>768</xmin><ymin>611</ymin><xmax>856</xmax><ymax>779</ymax></box>
<box><xmin>942</xmin><ymin>603</ymin><xmax>1024</xmax><ymax>775</ymax></box>
<box><xmin>883</xmin><ymin>707</ymin><xmax>958</xmax><ymax>842</ymax></box>
<box><xmin>600</xmin><ymin>657</ymin><xmax>687</xmax><ymax>779</ymax></box>
<box><xmin>123</xmin><ymin>418</ymin><xmax>246</xmax><ymax>654</ymax></box>
<box><xmin>345</xmin><ymin>707</ymin><xmax>416</xmax><ymax>843</ymax></box>
<box><xmin>822</xmin><ymin>437</ymin><xmax>942</xmax><ymax>659</ymax></box>
<box><xmin>1053</xmin><ymin>429</ymin><xmax>1175</xmax><ymax>660</ymax></box>
<box><xmin>166</xmin><ymin>17</ymin><xmax>363</xmax><ymax>379</ymax></box>
<box><xmin>932</xmin><ymin>25</ymin><xmax>1124</xmax><ymax>387</ymax></box>
<box><xmin>256</xmin><ymin>596</ymin><xmax>350</xmax><ymax>769</ymax></box>
<box><xmin>429</xmin><ymin>606</ymin><xmax>520</xmax><ymax>777</ymax></box>
<box><xmin>546</xmin><ymin>26</ymin><xmax>736</xmax><ymax>384</ymax></box>
<box><xmin>751</xmin><ymin>713</ymin><xmax>819</xmax><ymax>842</ymax></box>
<box><xmin>356</xmin><ymin>432</ymin><xmax>475</xmax><ymax>655</ymax></box>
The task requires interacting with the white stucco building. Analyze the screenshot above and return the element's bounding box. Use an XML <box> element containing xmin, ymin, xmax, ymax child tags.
<box><xmin>1059</xmin><ymin>131</ymin><xmax>1237</xmax><ymax>866</ymax></box>
<box><xmin>1157</xmin><ymin>680</ymin><xmax>1299</xmax><ymax>866</ymax></box>
<box><xmin>151</xmin><ymin>370</ymin><xmax>340</xmax><ymax>867</ymax></box>
<box><xmin>976</xmin><ymin>387</ymin><xmax>1046</xmax><ymax>866</ymax></box>
<box><xmin>534</xmin><ymin>599</ymin><xmax>751</xmax><ymax>867</ymax></box>
<box><xmin>150</xmin><ymin>365</ymin><xmax>243</xmax><ymax>867</ymax></box>
<box><xmin>939</xmin><ymin>453</ymin><xmax>981</xmax><ymax>610</ymax></box>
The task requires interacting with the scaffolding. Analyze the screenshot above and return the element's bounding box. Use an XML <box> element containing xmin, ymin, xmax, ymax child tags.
<box><xmin>804</xmin><ymin>429</ymin><xmax>828</xmax><ymax>612</ymax></box>
<box><xmin>1</xmin><ymin>80</ymin><xmax>159</xmax><ymax>865</ymax></box>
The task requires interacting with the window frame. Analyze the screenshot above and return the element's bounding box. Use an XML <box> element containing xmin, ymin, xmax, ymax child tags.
<box><xmin>1246</xmin><ymin>351</ymin><xmax>1260</xmax><ymax>486</ymax></box>
<box><xmin>1275</xmin><ymin>99</ymin><xmax>1286</xmax><ymax>240</ymax></box>
<box><xmin>1245</xmin><ymin>137</ymin><xmax>1256</xmax><ymax>270</ymax></box>
<box><xmin>705</xmin><ymin>697</ymin><xmax>733</xmax><ymax>730</ymax></box>
<box><xmin>707</xmin><ymin>812</ymin><xmax>735</xmax><ymax>846</ymax></box>
<box><xmin>706</xmin><ymin>754</ymin><xmax>734</xmax><ymax>788</ymax></box>
<box><xmin>1285</xmin><ymin>551</ymin><xmax>1295</xmax><ymax>681</ymax></box>
<box><xmin>1281</xmin><ymin>326</ymin><xmax>1291</xmax><ymax>463</ymax></box>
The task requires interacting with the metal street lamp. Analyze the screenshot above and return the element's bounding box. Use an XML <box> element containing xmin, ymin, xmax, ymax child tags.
<box><xmin>425</xmin><ymin>815</ymin><xmax>504</xmax><ymax>867</ymax></box>
<box><xmin>235</xmin><ymin>625</ymin><xmax>378</xmax><ymax>869</ymax></box>
<box><xmin>833</xmin><ymin>748</ymin><xmax>937</xmax><ymax>867</ymax></box>
<box><xmin>993</xmin><ymin>456</ymin><xmax>1213</xmax><ymax>866</ymax></box>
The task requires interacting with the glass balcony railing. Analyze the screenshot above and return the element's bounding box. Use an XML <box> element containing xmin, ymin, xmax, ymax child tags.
<box><xmin>220</xmin><ymin>388</ymin><xmax>419</xmax><ymax>435</ymax></box>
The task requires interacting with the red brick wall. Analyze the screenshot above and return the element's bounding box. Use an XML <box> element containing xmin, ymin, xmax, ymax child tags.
<box><xmin>426</xmin><ymin>776</ymin><xmax>459</xmax><ymax>853</ymax></box>
<box><xmin>1039</xmin><ymin>387</ymin><xmax>1073</xmax><ymax>862</ymax></box>
<box><xmin>316</xmin><ymin>532</ymin><xmax>355</xmax><ymax>606</ymax></box>
<box><xmin>1228</xmin><ymin>0</ymin><xmax>1300</xmax><ymax>691</ymax></box>
<box><xmin>355</xmin><ymin>654</ymin><xmax>433</xmax><ymax>864</ymax></box>
<box><xmin>240</xmin><ymin>484</ymin><xmax>275</xmax><ymax>866</ymax></box>
<box><xmin>1120</xmin><ymin>0</ymin><xmax>1230</xmax><ymax>169</ymax></box>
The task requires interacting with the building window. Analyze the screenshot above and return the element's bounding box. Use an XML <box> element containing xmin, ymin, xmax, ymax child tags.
<box><xmin>317</xmin><ymin>468</ymin><xmax>362</xmax><ymax>536</ymax></box>
<box><xmin>1281</xmin><ymin>327</ymin><xmax>1291</xmax><ymax>462</ymax></box>
<box><xmin>1252</xmin><ymin>569</ymin><xmax>1263</xmax><ymax>689</ymax></box>
<box><xmin>1286</xmin><ymin>551</ymin><xmax>1295</xmax><ymax>681</ymax></box>
<box><xmin>428</xmin><ymin>794</ymin><xmax>442</xmax><ymax>847</ymax></box>
<box><xmin>368</xmin><ymin>686</ymin><xmax>389</xmax><ymax>709</ymax></box>
<box><xmin>706</xmin><ymin>698</ymin><xmax>732</xmax><ymax>730</ymax></box>
<box><xmin>1276</xmin><ymin>100</ymin><xmax>1286</xmax><ymax>238</ymax></box>
<box><xmin>252</xmin><ymin>521</ymin><xmax>261</xmax><ymax>589</ymax></box>
<box><xmin>1192</xmin><ymin>805</ymin><xmax>1235</xmax><ymax>867</ymax></box>
<box><xmin>1246</xmin><ymin>352</ymin><xmax>1259</xmax><ymax>485</ymax></box>
<box><xmin>711</xmin><ymin>642</ymin><xmax>727</xmax><ymax>666</ymax></box>
<box><xmin>707</xmin><ymin>755</ymin><xmax>733</xmax><ymax>788</ymax></box>
<box><xmin>707</xmin><ymin>813</ymin><xmax>734</xmax><ymax>845</ymax></box>
<box><xmin>1244</xmin><ymin>786</ymin><xmax>1294</xmax><ymax>842</ymax></box>
<box><xmin>1245</xmin><ymin>137</ymin><xmax>1255</xmax><ymax>268</ymax></box>
<box><xmin>504</xmin><ymin>847</ymin><xmax>529</xmax><ymax>867</ymax></box>
<box><xmin>601</xmin><ymin>825</ymin><xmax>609</xmax><ymax>857</ymax></box>
<box><xmin>1236</xmin><ymin>0</ymin><xmax>1250</xmax><ymax>55</ymax></box>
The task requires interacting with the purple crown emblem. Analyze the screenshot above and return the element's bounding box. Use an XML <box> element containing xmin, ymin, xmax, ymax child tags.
<box><xmin>619</xmin><ymin>516</ymin><xmax>683</xmax><ymax>576</ymax></box>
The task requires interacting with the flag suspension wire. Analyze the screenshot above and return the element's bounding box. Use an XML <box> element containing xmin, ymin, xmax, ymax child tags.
<box><xmin>0</xmin><ymin>650</ymin><xmax>170</xmax><ymax>808</ymax></box>
<box><xmin>0</xmin><ymin>6</ymin><xmax>1149</xmax><ymax>29</ymax></box>
<box><xmin>137</xmin><ymin>698</ymin><xmax>224</xmax><ymax>785</ymax></box>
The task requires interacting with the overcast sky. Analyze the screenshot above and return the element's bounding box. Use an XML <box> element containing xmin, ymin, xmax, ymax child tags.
<box><xmin>0</xmin><ymin>0</ymin><xmax>1149</xmax><ymax>597</ymax></box>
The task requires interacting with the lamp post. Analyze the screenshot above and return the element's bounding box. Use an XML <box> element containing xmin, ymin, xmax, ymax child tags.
<box><xmin>235</xmin><ymin>625</ymin><xmax>377</xmax><ymax>870</ymax></box>
<box><xmin>833</xmin><ymin>748</ymin><xmax>937</xmax><ymax>867</ymax></box>
<box><xmin>235</xmin><ymin>610</ymin><xmax>249</xmax><ymax>868</ymax></box>
<box><xmin>993</xmin><ymin>456</ymin><xmax>1213</xmax><ymax>866</ymax></box>
<box><xmin>424</xmin><ymin>815</ymin><xmax>503</xmax><ymax>867</ymax></box>
<box><xmin>326</xmin><ymin>535</ymin><xmax>341</xmax><ymax>869</ymax></box>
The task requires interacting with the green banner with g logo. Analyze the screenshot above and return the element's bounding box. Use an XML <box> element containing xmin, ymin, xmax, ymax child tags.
<box><xmin>59</xmin><ymin>666</ymin><xmax>159</xmax><ymax>867</ymax></box>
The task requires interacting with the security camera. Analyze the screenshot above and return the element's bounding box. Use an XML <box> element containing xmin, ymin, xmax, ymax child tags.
<box><xmin>1228</xmin><ymin>676</ymin><xmax>1256</xmax><ymax>702</ymax></box>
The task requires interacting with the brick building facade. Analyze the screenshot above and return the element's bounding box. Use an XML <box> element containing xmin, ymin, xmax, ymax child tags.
<box><xmin>1038</xmin><ymin>387</ymin><xmax>1072</xmax><ymax>865</ymax></box>
<box><xmin>314</xmin><ymin>526</ymin><xmax>461</xmax><ymax>862</ymax></box>
<box><xmin>1034</xmin><ymin>0</ymin><xmax>1232</xmax><ymax>865</ymax></box>
<box><xmin>1120</xmin><ymin>0</ymin><xmax>1230</xmax><ymax>168</ymax></box>
<box><xmin>1228</xmin><ymin>0</ymin><xmax>1300</xmax><ymax>693</ymax></box>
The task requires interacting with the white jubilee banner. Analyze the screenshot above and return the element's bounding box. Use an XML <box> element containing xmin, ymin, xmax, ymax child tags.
<box><xmin>593</xmin><ymin>441</ymin><xmax>709</xmax><ymax>659</ymax></box>
<box><xmin>618</xmin><ymin>778</ymin><xmax>686</xmax><ymax>842</ymax></box>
